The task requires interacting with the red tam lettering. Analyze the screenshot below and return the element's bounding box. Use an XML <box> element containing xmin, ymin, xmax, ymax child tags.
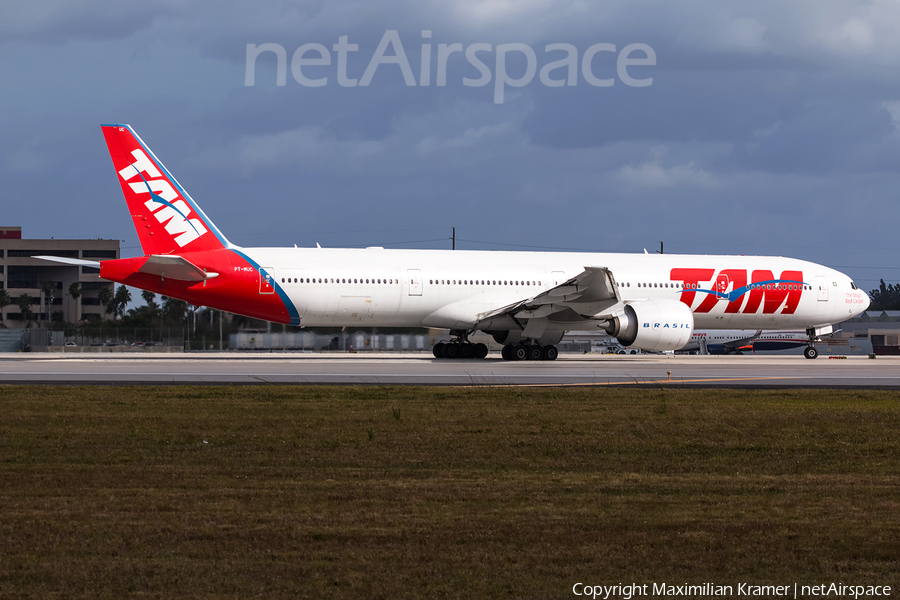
<box><xmin>670</xmin><ymin>268</ymin><xmax>714</xmax><ymax>309</ymax></box>
<box><xmin>742</xmin><ymin>270</ymin><xmax>804</xmax><ymax>314</ymax></box>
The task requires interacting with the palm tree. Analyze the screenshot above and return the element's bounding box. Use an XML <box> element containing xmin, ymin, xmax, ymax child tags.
<box><xmin>98</xmin><ymin>285</ymin><xmax>113</xmax><ymax>318</ymax></box>
<box><xmin>163</xmin><ymin>296</ymin><xmax>187</xmax><ymax>323</ymax></box>
<box><xmin>0</xmin><ymin>289</ymin><xmax>10</xmax><ymax>327</ymax></box>
<box><xmin>17</xmin><ymin>293</ymin><xmax>34</xmax><ymax>327</ymax></box>
<box><xmin>68</xmin><ymin>282</ymin><xmax>81</xmax><ymax>323</ymax></box>
<box><xmin>141</xmin><ymin>289</ymin><xmax>158</xmax><ymax>314</ymax></box>
<box><xmin>113</xmin><ymin>285</ymin><xmax>132</xmax><ymax>320</ymax></box>
<box><xmin>41</xmin><ymin>280</ymin><xmax>55</xmax><ymax>326</ymax></box>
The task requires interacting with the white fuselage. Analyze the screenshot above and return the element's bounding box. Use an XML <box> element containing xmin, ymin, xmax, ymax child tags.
<box><xmin>240</xmin><ymin>247</ymin><xmax>868</xmax><ymax>331</ymax></box>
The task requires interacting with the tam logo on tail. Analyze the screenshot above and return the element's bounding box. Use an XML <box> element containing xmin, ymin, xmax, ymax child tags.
<box><xmin>102</xmin><ymin>124</ymin><xmax>229</xmax><ymax>255</ymax></box>
<box><xmin>118</xmin><ymin>148</ymin><xmax>208</xmax><ymax>248</ymax></box>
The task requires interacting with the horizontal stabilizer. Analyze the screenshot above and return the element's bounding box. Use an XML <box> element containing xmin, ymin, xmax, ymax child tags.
<box><xmin>138</xmin><ymin>255</ymin><xmax>218</xmax><ymax>282</ymax></box>
<box><xmin>33</xmin><ymin>256</ymin><xmax>102</xmax><ymax>268</ymax></box>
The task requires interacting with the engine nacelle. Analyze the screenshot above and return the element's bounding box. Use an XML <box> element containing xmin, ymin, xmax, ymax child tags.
<box><xmin>604</xmin><ymin>298</ymin><xmax>694</xmax><ymax>351</ymax></box>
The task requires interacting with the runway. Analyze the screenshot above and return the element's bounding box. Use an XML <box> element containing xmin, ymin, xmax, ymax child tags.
<box><xmin>1</xmin><ymin>352</ymin><xmax>899</xmax><ymax>387</ymax></box>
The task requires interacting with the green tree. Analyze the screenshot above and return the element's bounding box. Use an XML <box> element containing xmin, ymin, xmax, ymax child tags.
<box><xmin>141</xmin><ymin>289</ymin><xmax>157</xmax><ymax>307</ymax></box>
<box><xmin>163</xmin><ymin>296</ymin><xmax>187</xmax><ymax>323</ymax></box>
<box><xmin>17</xmin><ymin>293</ymin><xmax>34</xmax><ymax>327</ymax></box>
<box><xmin>868</xmin><ymin>280</ymin><xmax>900</xmax><ymax>311</ymax></box>
<box><xmin>113</xmin><ymin>285</ymin><xmax>132</xmax><ymax>320</ymax></box>
<box><xmin>41</xmin><ymin>280</ymin><xmax>55</xmax><ymax>326</ymax></box>
<box><xmin>68</xmin><ymin>282</ymin><xmax>81</xmax><ymax>323</ymax></box>
<box><xmin>140</xmin><ymin>289</ymin><xmax>160</xmax><ymax>320</ymax></box>
<box><xmin>98</xmin><ymin>285</ymin><xmax>114</xmax><ymax>318</ymax></box>
<box><xmin>0</xmin><ymin>288</ymin><xmax>10</xmax><ymax>327</ymax></box>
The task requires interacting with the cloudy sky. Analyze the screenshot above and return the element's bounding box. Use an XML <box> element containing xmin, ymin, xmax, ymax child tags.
<box><xmin>2</xmin><ymin>0</ymin><xmax>899</xmax><ymax>292</ymax></box>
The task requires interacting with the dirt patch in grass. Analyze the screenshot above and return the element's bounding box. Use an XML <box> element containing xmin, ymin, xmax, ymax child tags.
<box><xmin>0</xmin><ymin>386</ymin><xmax>898</xmax><ymax>598</ymax></box>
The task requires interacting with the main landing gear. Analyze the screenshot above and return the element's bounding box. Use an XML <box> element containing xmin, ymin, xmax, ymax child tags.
<box><xmin>432</xmin><ymin>330</ymin><xmax>559</xmax><ymax>361</ymax></box>
<box><xmin>432</xmin><ymin>331</ymin><xmax>488</xmax><ymax>359</ymax></box>
<box><xmin>433</xmin><ymin>341</ymin><xmax>489</xmax><ymax>359</ymax></box>
<box><xmin>500</xmin><ymin>343</ymin><xmax>558</xmax><ymax>361</ymax></box>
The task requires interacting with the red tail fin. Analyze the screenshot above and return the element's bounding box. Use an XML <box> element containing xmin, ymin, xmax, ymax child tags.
<box><xmin>101</xmin><ymin>124</ymin><xmax>231</xmax><ymax>255</ymax></box>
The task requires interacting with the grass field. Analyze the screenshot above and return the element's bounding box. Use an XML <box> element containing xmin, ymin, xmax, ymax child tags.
<box><xmin>1</xmin><ymin>385</ymin><xmax>898</xmax><ymax>599</ymax></box>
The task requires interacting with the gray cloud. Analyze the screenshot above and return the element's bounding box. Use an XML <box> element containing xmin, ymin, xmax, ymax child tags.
<box><xmin>2</xmin><ymin>0</ymin><xmax>899</xmax><ymax>291</ymax></box>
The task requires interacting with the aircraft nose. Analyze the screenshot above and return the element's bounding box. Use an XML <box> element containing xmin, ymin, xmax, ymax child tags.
<box><xmin>862</xmin><ymin>290</ymin><xmax>871</xmax><ymax>312</ymax></box>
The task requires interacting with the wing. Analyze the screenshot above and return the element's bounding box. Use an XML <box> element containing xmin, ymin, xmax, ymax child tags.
<box><xmin>475</xmin><ymin>266</ymin><xmax>623</xmax><ymax>325</ymax></box>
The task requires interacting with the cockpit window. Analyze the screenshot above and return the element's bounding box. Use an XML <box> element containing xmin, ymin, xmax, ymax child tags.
<box><xmin>850</xmin><ymin>282</ymin><xmax>857</xmax><ymax>290</ymax></box>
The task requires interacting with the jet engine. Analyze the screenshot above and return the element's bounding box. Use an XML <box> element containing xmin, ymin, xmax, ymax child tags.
<box><xmin>603</xmin><ymin>298</ymin><xmax>694</xmax><ymax>351</ymax></box>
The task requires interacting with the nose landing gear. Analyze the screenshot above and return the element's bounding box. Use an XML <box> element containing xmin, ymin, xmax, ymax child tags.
<box><xmin>804</xmin><ymin>327</ymin><xmax>820</xmax><ymax>359</ymax></box>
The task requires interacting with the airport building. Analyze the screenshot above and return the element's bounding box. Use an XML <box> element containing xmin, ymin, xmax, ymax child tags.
<box><xmin>0</xmin><ymin>226</ymin><xmax>119</xmax><ymax>329</ymax></box>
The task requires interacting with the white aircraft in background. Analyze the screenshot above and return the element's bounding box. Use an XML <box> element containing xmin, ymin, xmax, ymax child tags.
<box><xmin>681</xmin><ymin>328</ymin><xmax>839</xmax><ymax>355</ymax></box>
<box><xmin>681</xmin><ymin>330</ymin><xmax>761</xmax><ymax>354</ymax></box>
<box><xmin>38</xmin><ymin>125</ymin><xmax>870</xmax><ymax>360</ymax></box>
<box><xmin>752</xmin><ymin>330</ymin><xmax>836</xmax><ymax>352</ymax></box>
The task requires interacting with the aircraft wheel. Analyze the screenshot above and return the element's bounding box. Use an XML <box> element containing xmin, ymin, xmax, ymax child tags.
<box><xmin>474</xmin><ymin>343</ymin><xmax>489</xmax><ymax>359</ymax></box>
<box><xmin>501</xmin><ymin>345</ymin><xmax>513</xmax><ymax>361</ymax></box>
<box><xmin>444</xmin><ymin>343</ymin><xmax>459</xmax><ymax>359</ymax></box>
<box><xmin>527</xmin><ymin>345</ymin><xmax>543</xmax><ymax>361</ymax></box>
<box><xmin>461</xmin><ymin>343</ymin><xmax>474</xmax><ymax>359</ymax></box>
<box><xmin>512</xmin><ymin>345</ymin><xmax>528</xmax><ymax>361</ymax></box>
<box><xmin>804</xmin><ymin>346</ymin><xmax>818</xmax><ymax>360</ymax></box>
<box><xmin>542</xmin><ymin>345</ymin><xmax>559</xmax><ymax>361</ymax></box>
<box><xmin>433</xmin><ymin>342</ymin><xmax>445</xmax><ymax>359</ymax></box>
